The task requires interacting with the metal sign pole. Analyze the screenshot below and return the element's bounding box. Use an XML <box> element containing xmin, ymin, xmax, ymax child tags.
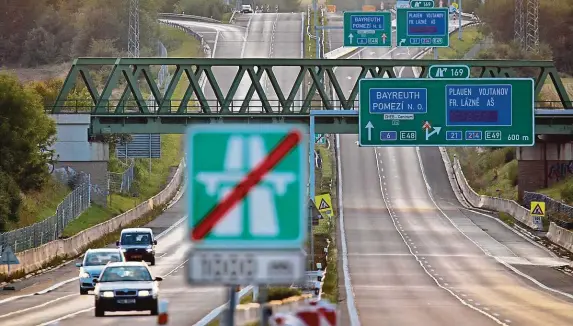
<box><xmin>259</xmin><ymin>286</ymin><xmax>269</xmax><ymax>326</ymax></box>
<box><xmin>226</xmin><ymin>286</ymin><xmax>236</xmax><ymax>326</ymax></box>
<box><xmin>458</xmin><ymin>0</ymin><xmax>463</xmax><ymax>40</ymax></box>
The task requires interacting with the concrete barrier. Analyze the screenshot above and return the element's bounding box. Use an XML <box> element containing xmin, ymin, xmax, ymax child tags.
<box><xmin>450</xmin><ymin>156</ymin><xmax>538</xmax><ymax>230</ymax></box>
<box><xmin>547</xmin><ymin>222</ymin><xmax>573</xmax><ymax>252</ymax></box>
<box><xmin>0</xmin><ymin>159</ymin><xmax>185</xmax><ymax>276</ymax></box>
<box><xmin>234</xmin><ymin>294</ymin><xmax>314</xmax><ymax>326</ymax></box>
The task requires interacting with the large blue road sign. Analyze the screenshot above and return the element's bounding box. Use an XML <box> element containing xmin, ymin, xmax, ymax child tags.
<box><xmin>396</xmin><ymin>8</ymin><xmax>450</xmax><ymax>47</ymax></box>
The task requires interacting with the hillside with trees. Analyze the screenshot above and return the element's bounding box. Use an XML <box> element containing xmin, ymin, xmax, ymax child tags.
<box><xmin>475</xmin><ymin>0</ymin><xmax>573</xmax><ymax>75</ymax></box>
<box><xmin>0</xmin><ymin>0</ymin><xmax>233</xmax><ymax>69</ymax></box>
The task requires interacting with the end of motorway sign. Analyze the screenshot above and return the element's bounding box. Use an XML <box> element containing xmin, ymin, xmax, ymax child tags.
<box><xmin>343</xmin><ymin>11</ymin><xmax>392</xmax><ymax>47</ymax></box>
<box><xmin>187</xmin><ymin>124</ymin><xmax>308</xmax><ymax>249</ymax></box>
<box><xmin>358</xmin><ymin>78</ymin><xmax>535</xmax><ymax>147</ymax></box>
<box><xmin>185</xmin><ymin>124</ymin><xmax>309</xmax><ymax>286</ymax></box>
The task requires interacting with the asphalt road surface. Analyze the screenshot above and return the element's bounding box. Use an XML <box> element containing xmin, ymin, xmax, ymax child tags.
<box><xmin>0</xmin><ymin>188</ymin><xmax>228</xmax><ymax>326</ymax></box>
<box><xmin>330</xmin><ymin>16</ymin><xmax>573</xmax><ymax>326</ymax></box>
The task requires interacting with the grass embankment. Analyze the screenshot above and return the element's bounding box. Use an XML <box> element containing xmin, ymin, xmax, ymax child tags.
<box><xmin>61</xmin><ymin>26</ymin><xmax>202</xmax><ymax>236</ymax></box>
<box><xmin>423</xmin><ymin>26</ymin><xmax>483</xmax><ymax>59</ymax></box>
<box><xmin>314</xmin><ymin>144</ymin><xmax>338</xmax><ymax>303</ymax></box>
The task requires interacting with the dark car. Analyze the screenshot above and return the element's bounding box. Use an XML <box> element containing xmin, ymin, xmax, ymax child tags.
<box><xmin>93</xmin><ymin>262</ymin><xmax>163</xmax><ymax>317</ymax></box>
<box><xmin>116</xmin><ymin>228</ymin><xmax>157</xmax><ymax>265</ymax></box>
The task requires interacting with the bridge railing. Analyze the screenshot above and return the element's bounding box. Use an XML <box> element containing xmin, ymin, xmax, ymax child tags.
<box><xmin>48</xmin><ymin>99</ymin><xmax>571</xmax><ymax>114</ymax></box>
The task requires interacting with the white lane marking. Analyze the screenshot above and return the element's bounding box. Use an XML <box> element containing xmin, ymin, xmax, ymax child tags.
<box><xmin>35</xmin><ymin>256</ymin><xmax>193</xmax><ymax>325</ymax></box>
<box><xmin>0</xmin><ymin>294</ymin><xmax>76</xmax><ymax>319</ymax></box>
<box><xmin>336</xmin><ymin>135</ymin><xmax>361</xmax><ymax>325</ymax></box>
<box><xmin>37</xmin><ymin>307</ymin><xmax>94</xmax><ymax>326</ymax></box>
<box><xmin>374</xmin><ymin>148</ymin><xmax>509</xmax><ymax>326</ymax></box>
<box><xmin>240</xmin><ymin>14</ymin><xmax>253</xmax><ymax>58</ymax></box>
<box><xmin>415</xmin><ymin>147</ymin><xmax>573</xmax><ymax>301</ymax></box>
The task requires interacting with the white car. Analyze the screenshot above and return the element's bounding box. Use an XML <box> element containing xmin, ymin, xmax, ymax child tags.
<box><xmin>241</xmin><ymin>5</ymin><xmax>253</xmax><ymax>13</ymax></box>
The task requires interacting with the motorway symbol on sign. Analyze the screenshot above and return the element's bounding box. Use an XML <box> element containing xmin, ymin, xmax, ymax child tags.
<box><xmin>396</xmin><ymin>8</ymin><xmax>449</xmax><ymax>48</ymax></box>
<box><xmin>0</xmin><ymin>246</ymin><xmax>19</xmax><ymax>265</ymax></box>
<box><xmin>358</xmin><ymin>78</ymin><xmax>535</xmax><ymax>147</ymax></box>
<box><xmin>530</xmin><ymin>201</ymin><xmax>545</xmax><ymax>216</ymax></box>
<box><xmin>410</xmin><ymin>0</ymin><xmax>434</xmax><ymax>8</ymax></box>
<box><xmin>343</xmin><ymin>12</ymin><xmax>392</xmax><ymax>47</ymax></box>
<box><xmin>428</xmin><ymin>65</ymin><xmax>470</xmax><ymax>79</ymax></box>
<box><xmin>187</xmin><ymin>124</ymin><xmax>308</xmax><ymax>249</ymax></box>
<box><xmin>185</xmin><ymin>249</ymin><xmax>306</xmax><ymax>285</ymax></box>
<box><xmin>315</xmin><ymin>133</ymin><xmax>326</xmax><ymax>144</ymax></box>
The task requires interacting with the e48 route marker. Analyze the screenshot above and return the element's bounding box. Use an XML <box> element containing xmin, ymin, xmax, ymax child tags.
<box><xmin>185</xmin><ymin>124</ymin><xmax>308</xmax><ymax>286</ymax></box>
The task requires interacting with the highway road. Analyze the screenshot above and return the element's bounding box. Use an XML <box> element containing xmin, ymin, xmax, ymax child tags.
<box><xmin>0</xmin><ymin>12</ymin><xmax>303</xmax><ymax>326</ymax></box>
<box><xmin>329</xmin><ymin>14</ymin><xmax>573</xmax><ymax>326</ymax></box>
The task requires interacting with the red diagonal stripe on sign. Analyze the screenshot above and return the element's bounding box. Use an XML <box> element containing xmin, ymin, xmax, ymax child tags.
<box><xmin>191</xmin><ymin>129</ymin><xmax>302</xmax><ymax>241</ymax></box>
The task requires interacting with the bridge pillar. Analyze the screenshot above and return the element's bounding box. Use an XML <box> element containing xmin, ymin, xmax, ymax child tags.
<box><xmin>517</xmin><ymin>136</ymin><xmax>573</xmax><ymax>202</ymax></box>
<box><xmin>49</xmin><ymin>114</ymin><xmax>109</xmax><ymax>205</ymax></box>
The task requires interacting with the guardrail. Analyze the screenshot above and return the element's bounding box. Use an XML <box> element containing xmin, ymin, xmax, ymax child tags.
<box><xmin>158</xmin><ymin>13</ymin><xmax>221</xmax><ymax>24</ymax></box>
<box><xmin>446</xmin><ymin>151</ymin><xmax>573</xmax><ymax>254</ymax></box>
<box><xmin>0</xmin><ymin>159</ymin><xmax>185</xmax><ymax>275</ymax></box>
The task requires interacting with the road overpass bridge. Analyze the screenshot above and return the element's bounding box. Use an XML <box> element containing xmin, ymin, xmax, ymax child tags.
<box><xmin>50</xmin><ymin>58</ymin><xmax>572</xmax><ymax>135</ymax></box>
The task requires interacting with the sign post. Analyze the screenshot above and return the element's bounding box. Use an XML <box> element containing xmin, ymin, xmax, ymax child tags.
<box><xmin>186</xmin><ymin>124</ymin><xmax>308</xmax><ymax>286</ymax></box>
<box><xmin>343</xmin><ymin>11</ymin><xmax>392</xmax><ymax>47</ymax></box>
<box><xmin>358</xmin><ymin>78</ymin><xmax>535</xmax><ymax>147</ymax></box>
<box><xmin>396</xmin><ymin>7</ymin><xmax>449</xmax><ymax>48</ymax></box>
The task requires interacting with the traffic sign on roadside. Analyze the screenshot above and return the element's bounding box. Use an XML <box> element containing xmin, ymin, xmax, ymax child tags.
<box><xmin>428</xmin><ymin>65</ymin><xmax>470</xmax><ymax>78</ymax></box>
<box><xmin>396</xmin><ymin>7</ymin><xmax>449</xmax><ymax>47</ymax></box>
<box><xmin>185</xmin><ymin>124</ymin><xmax>308</xmax><ymax>285</ymax></box>
<box><xmin>410</xmin><ymin>0</ymin><xmax>434</xmax><ymax>8</ymax></box>
<box><xmin>315</xmin><ymin>133</ymin><xmax>326</xmax><ymax>144</ymax></box>
<box><xmin>358</xmin><ymin>78</ymin><xmax>535</xmax><ymax>147</ymax></box>
<box><xmin>187</xmin><ymin>124</ymin><xmax>308</xmax><ymax>249</ymax></box>
<box><xmin>343</xmin><ymin>11</ymin><xmax>392</xmax><ymax>47</ymax></box>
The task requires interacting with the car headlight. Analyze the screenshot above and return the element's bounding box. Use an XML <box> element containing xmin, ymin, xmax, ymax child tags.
<box><xmin>79</xmin><ymin>272</ymin><xmax>90</xmax><ymax>278</ymax></box>
<box><xmin>102</xmin><ymin>291</ymin><xmax>114</xmax><ymax>298</ymax></box>
<box><xmin>138</xmin><ymin>290</ymin><xmax>150</xmax><ymax>297</ymax></box>
<box><xmin>121</xmin><ymin>248</ymin><xmax>127</xmax><ymax>252</ymax></box>
<box><xmin>146</xmin><ymin>248</ymin><xmax>153</xmax><ymax>252</ymax></box>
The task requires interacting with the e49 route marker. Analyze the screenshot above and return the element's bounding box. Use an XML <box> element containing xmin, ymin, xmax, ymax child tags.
<box><xmin>358</xmin><ymin>78</ymin><xmax>535</xmax><ymax>147</ymax></box>
<box><xmin>343</xmin><ymin>11</ymin><xmax>392</xmax><ymax>47</ymax></box>
<box><xmin>396</xmin><ymin>7</ymin><xmax>449</xmax><ymax>47</ymax></box>
<box><xmin>187</xmin><ymin>124</ymin><xmax>308</xmax><ymax>249</ymax></box>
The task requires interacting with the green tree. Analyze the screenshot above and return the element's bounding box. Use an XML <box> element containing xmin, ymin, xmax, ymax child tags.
<box><xmin>0</xmin><ymin>74</ymin><xmax>57</xmax><ymax>193</ymax></box>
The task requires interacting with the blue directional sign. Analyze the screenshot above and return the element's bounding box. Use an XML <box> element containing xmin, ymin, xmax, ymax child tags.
<box><xmin>358</xmin><ymin>78</ymin><xmax>535</xmax><ymax>147</ymax></box>
<box><xmin>396</xmin><ymin>8</ymin><xmax>449</xmax><ymax>47</ymax></box>
<box><xmin>343</xmin><ymin>12</ymin><xmax>392</xmax><ymax>47</ymax></box>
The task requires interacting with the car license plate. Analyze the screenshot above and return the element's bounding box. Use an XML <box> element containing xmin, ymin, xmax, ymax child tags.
<box><xmin>118</xmin><ymin>299</ymin><xmax>136</xmax><ymax>304</ymax></box>
<box><xmin>131</xmin><ymin>255</ymin><xmax>142</xmax><ymax>259</ymax></box>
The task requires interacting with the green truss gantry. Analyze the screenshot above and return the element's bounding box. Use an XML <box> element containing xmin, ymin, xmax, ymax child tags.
<box><xmin>51</xmin><ymin>58</ymin><xmax>573</xmax><ymax>134</ymax></box>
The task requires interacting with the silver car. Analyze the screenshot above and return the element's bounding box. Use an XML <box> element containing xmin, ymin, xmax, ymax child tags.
<box><xmin>76</xmin><ymin>248</ymin><xmax>125</xmax><ymax>295</ymax></box>
<box><xmin>93</xmin><ymin>262</ymin><xmax>163</xmax><ymax>317</ymax></box>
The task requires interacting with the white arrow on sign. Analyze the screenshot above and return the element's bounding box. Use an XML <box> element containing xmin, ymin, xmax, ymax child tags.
<box><xmin>399</xmin><ymin>39</ymin><xmax>406</xmax><ymax>46</ymax></box>
<box><xmin>348</xmin><ymin>34</ymin><xmax>354</xmax><ymax>44</ymax></box>
<box><xmin>365</xmin><ymin>121</ymin><xmax>374</xmax><ymax>141</ymax></box>
<box><xmin>425</xmin><ymin>126</ymin><xmax>442</xmax><ymax>140</ymax></box>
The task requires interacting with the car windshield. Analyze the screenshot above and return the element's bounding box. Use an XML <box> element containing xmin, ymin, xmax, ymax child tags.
<box><xmin>99</xmin><ymin>266</ymin><xmax>153</xmax><ymax>282</ymax></box>
<box><xmin>120</xmin><ymin>232</ymin><xmax>152</xmax><ymax>245</ymax></box>
<box><xmin>84</xmin><ymin>252</ymin><xmax>122</xmax><ymax>266</ymax></box>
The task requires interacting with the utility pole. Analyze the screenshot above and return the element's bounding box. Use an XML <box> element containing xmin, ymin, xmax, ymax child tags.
<box><xmin>514</xmin><ymin>0</ymin><xmax>525</xmax><ymax>48</ymax></box>
<box><xmin>128</xmin><ymin>0</ymin><xmax>140</xmax><ymax>58</ymax></box>
<box><xmin>525</xmin><ymin>0</ymin><xmax>539</xmax><ymax>53</ymax></box>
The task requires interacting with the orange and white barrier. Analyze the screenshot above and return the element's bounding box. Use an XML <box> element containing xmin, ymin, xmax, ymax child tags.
<box><xmin>270</xmin><ymin>299</ymin><xmax>337</xmax><ymax>326</ymax></box>
<box><xmin>157</xmin><ymin>299</ymin><xmax>169</xmax><ymax>324</ymax></box>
